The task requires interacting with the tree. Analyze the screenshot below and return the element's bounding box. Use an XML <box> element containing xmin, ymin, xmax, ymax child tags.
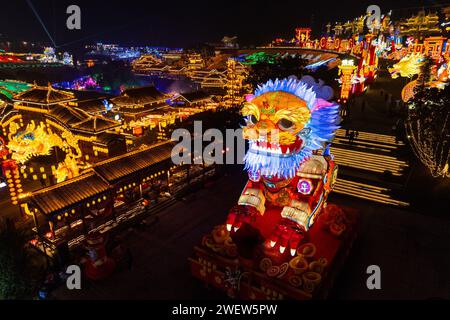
<box><xmin>415</xmin><ymin>56</ymin><xmax>434</xmax><ymax>92</ymax></box>
<box><xmin>245</xmin><ymin>55</ymin><xmax>308</xmax><ymax>89</ymax></box>
<box><xmin>406</xmin><ymin>83</ymin><xmax>450</xmax><ymax>178</ymax></box>
<box><xmin>0</xmin><ymin>223</ymin><xmax>35</xmax><ymax>299</ymax></box>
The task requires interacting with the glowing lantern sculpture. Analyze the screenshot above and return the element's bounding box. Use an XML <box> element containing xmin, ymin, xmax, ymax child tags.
<box><xmin>388</xmin><ymin>54</ymin><xmax>425</xmax><ymax>79</ymax></box>
<box><xmin>338</xmin><ymin>59</ymin><xmax>357</xmax><ymax>102</ymax></box>
<box><xmin>84</xmin><ymin>233</ymin><xmax>115</xmax><ymax>280</ymax></box>
<box><xmin>231</xmin><ymin>77</ymin><xmax>340</xmax><ymax>251</ymax></box>
<box><xmin>191</xmin><ymin>78</ymin><xmax>357</xmax><ymax>299</ymax></box>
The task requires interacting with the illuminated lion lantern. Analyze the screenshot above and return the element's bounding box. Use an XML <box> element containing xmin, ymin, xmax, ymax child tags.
<box><xmin>226</xmin><ymin>77</ymin><xmax>340</xmax><ymax>257</ymax></box>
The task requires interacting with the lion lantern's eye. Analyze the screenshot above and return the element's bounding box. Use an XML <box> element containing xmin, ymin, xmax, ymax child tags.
<box><xmin>247</xmin><ymin>115</ymin><xmax>258</xmax><ymax>126</ymax></box>
<box><xmin>277</xmin><ymin>118</ymin><xmax>294</xmax><ymax>131</ymax></box>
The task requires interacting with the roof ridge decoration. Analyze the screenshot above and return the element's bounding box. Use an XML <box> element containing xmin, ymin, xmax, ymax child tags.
<box><xmin>13</xmin><ymin>84</ymin><xmax>76</xmax><ymax>104</ymax></box>
<box><xmin>46</xmin><ymin>83</ymin><xmax>52</xmax><ymax>104</ymax></box>
<box><xmin>71</xmin><ymin>114</ymin><xmax>120</xmax><ymax>130</ymax></box>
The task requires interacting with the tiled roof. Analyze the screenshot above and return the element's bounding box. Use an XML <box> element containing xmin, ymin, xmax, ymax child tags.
<box><xmin>95</xmin><ymin>132</ymin><xmax>125</xmax><ymax>145</ymax></box>
<box><xmin>111</xmin><ymin>86</ymin><xmax>167</xmax><ymax>106</ymax></box>
<box><xmin>74</xmin><ymin>98</ymin><xmax>108</xmax><ymax>114</ymax></box>
<box><xmin>29</xmin><ymin>141</ymin><xmax>177</xmax><ymax>215</ymax></box>
<box><xmin>13</xmin><ymin>86</ymin><xmax>76</xmax><ymax>105</ymax></box>
<box><xmin>48</xmin><ymin>105</ymin><xmax>89</xmax><ymax>126</ymax></box>
<box><xmin>31</xmin><ymin>172</ymin><xmax>110</xmax><ymax>215</ymax></box>
<box><xmin>71</xmin><ymin>116</ymin><xmax>120</xmax><ymax>133</ymax></box>
<box><xmin>180</xmin><ymin>91</ymin><xmax>211</xmax><ymax>103</ymax></box>
<box><xmin>93</xmin><ymin>141</ymin><xmax>175</xmax><ymax>183</ymax></box>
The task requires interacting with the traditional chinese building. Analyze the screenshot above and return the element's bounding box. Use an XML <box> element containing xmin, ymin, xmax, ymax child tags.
<box><xmin>6</xmin><ymin>85</ymin><xmax>125</xmax><ymax>162</ymax></box>
<box><xmin>189</xmin><ymin>69</ymin><xmax>228</xmax><ymax>90</ymax></box>
<box><xmin>23</xmin><ymin>139</ymin><xmax>216</xmax><ymax>258</ymax></box>
<box><xmin>67</xmin><ymin>98</ymin><xmax>112</xmax><ymax>116</ymax></box>
<box><xmin>0</xmin><ymin>84</ymin><xmax>127</xmax><ymax>206</ymax></box>
<box><xmin>131</xmin><ymin>54</ymin><xmax>163</xmax><ymax>72</ymax></box>
<box><xmin>187</xmin><ymin>53</ymin><xmax>205</xmax><ymax>72</ymax></box>
<box><xmin>111</xmin><ymin>86</ymin><xmax>171</xmax><ymax>135</ymax></box>
<box><xmin>398</xmin><ymin>10</ymin><xmax>441</xmax><ymax>39</ymax></box>
<box><xmin>223</xmin><ymin>58</ymin><xmax>249</xmax><ymax>108</ymax></box>
<box><xmin>169</xmin><ymin>91</ymin><xmax>215</xmax><ymax>110</ymax></box>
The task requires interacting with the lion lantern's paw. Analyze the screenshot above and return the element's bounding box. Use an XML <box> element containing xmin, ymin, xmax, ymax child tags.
<box><xmin>266</xmin><ymin>218</ymin><xmax>306</xmax><ymax>256</ymax></box>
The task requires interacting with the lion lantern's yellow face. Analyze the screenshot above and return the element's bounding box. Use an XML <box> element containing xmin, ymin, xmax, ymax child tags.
<box><xmin>242</xmin><ymin>91</ymin><xmax>311</xmax><ymax>155</ymax></box>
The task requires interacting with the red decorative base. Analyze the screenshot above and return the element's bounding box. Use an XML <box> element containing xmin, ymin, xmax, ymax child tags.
<box><xmin>84</xmin><ymin>258</ymin><xmax>116</xmax><ymax>281</ymax></box>
<box><xmin>189</xmin><ymin>204</ymin><xmax>359</xmax><ymax>300</ymax></box>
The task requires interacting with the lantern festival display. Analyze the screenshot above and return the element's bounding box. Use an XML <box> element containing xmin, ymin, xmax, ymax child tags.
<box><xmin>338</xmin><ymin>59</ymin><xmax>358</xmax><ymax>102</ymax></box>
<box><xmin>83</xmin><ymin>233</ymin><xmax>115</xmax><ymax>280</ymax></box>
<box><xmin>190</xmin><ymin>78</ymin><xmax>358</xmax><ymax>299</ymax></box>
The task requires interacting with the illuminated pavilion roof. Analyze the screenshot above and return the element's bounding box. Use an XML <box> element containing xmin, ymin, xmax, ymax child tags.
<box><xmin>48</xmin><ymin>104</ymin><xmax>90</xmax><ymax>125</ymax></box>
<box><xmin>111</xmin><ymin>85</ymin><xmax>168</xmax><ymax>108</ymax></box>
<box><xmin>171</xmin><ymin>91</ymin><xmax>212</xmax><ymax>105</ymax></box>
<box><xmin>71</xmin><ymin>98</ymin><xmax>110</xmax><ymax>115</ymax></box>
<box><xmin>93</xmin><ymin>140</ymin><xmax>174</xmax><ymax>184</ymax></box>
<box><xmin>71</xmin><ymin>116</ymin><xmax>121</xmax><ymax>133</ymax></box>
<box><xmin>119</xmin><ymin>101</ymin><xmax>169</xmax><ymax>115</ymax></box>
<box><xmin>13</xmin><ymin>85</ymin><xmax>76</xmax><ymax>105</ymax></box>
<box><xmin>31</xmin><ymin>172</ymin><xmax>110</xmax><ymax>215</ymax></box>
<box><xmin>47</xmin><ymin>104</ymin><xmax>120</xmax><ymax>133</ymax></box>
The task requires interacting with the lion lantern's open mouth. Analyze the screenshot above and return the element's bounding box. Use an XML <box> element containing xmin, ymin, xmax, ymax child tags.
<box><xmin>248</xmin><ymin>136</ymin><xmax>303</xmax><ymax>156</ymax></box>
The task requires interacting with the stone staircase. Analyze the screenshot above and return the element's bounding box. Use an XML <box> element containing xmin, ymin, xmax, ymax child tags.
<box><xmin>330</xmin><ymin>129</ymin><xmax>410</xmax><ymax>207</ymax></box>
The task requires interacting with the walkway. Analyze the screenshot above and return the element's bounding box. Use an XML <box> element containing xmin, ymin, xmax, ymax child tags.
<box><xmin>332</xmin><ymin>66</ymin><xmax>413</xmax><ymax>208</ymax></box>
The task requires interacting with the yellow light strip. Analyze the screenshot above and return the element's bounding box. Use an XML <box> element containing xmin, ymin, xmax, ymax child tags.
<box><xmin>332</xmin><ymin>153</ymin><xmax>405</xmax><ymax>168</ymax></box>
<box><xmin>75</xmin><ymin>135</ymin><xmax>97</xmax><ymax>142</ymax></box>
<box><xmin>335</xmin><ymin>183</ymin><xmax>389</xmax><ymax>198</ymax></box>
<box><xmin>331</xmin><ymin>147</ymin><xmax>408</xmax><ymax>164</ymax></box>
<box><xmin>333</xmin><ymin>186</ymin><xmax>409</xmax><ymax>206</ymax></box>
<box><xmin>332</xmin><ymin>159</ymin><xmax>404</xmax><ymax>175</ymax></box>
<box><xmin>334</xmin><ymin>137</ymin><xmax>397</xmax><ymax>150</ymax></box>
<box><xmin>14</xmin><ymin>105</ymin><xmax>49</xmax><ymax>114</ymax></box>
<box><xmin>92</xmin><ymin>146</ymin><xmax>109</xmax><ymax>153</ymax></box>
<box><xmin>336</xmin><ymin>178</ymin><xmax>389</xmax><ymax>191</ymax></box>
<box><xmin>335</xmin><ymin>129</ymin><xmax>404</xmax><ymax>145</ymax></box>
<box><xmin>332</xmin><ymin>157</ymin><xmax>405</xmax><ymax>173</ymax></box>
<box><xmin>1</xmin><ymin>114</ymin><xmax>22</xmax><ymax>127</ymax></box>
<box><xmin>332</xmin><ymin>153</ymin><xmax>408</xmax><ymax>169</ymax></box>
<box><xmin>45</xmin><ymin>119</ymin><xmax>69</xmax><ymax>132</ymax></box>
<box><xmin>334</xmin><ymin>180</ymin><xmax>409</xmax><ymax>206</ymax></box>
<box><xmin>335</xmin><ymin>179</ymin><xmax>405</xmax><ymax>199</ymax></box>
<box><xmin>336</xmin><ymin>128</ymin><xmax>403</xmax><ymax>141</ymax></box>
<box><xmin>335</xmin><ymin>182</ymin><xmax>385</xmax><ymax>194</ymax></box>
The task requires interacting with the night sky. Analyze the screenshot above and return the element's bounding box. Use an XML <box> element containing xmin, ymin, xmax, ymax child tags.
<box><xmin>0</xmin><ymin>0</ymin><xmax>447</xmax><ymax>48</ymax></box>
